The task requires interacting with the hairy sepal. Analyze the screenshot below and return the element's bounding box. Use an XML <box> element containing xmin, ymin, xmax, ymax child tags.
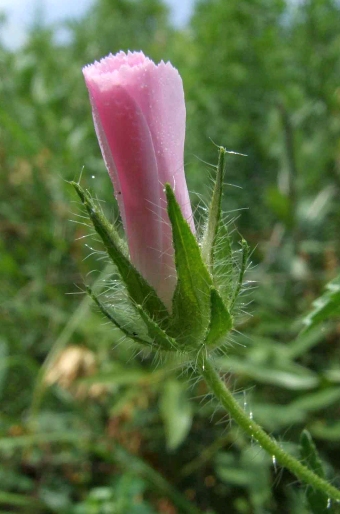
<box><xmin>200</xmin><ymin>147</ymin><xmax>237</xmax><ymax>310</ymax></box>
<box><xmin>212</xmin><ymin>221</ymin><xmax>234</xmax><ymax>306</ymax></box>
<box><xmin>137</xmin><ymin>306</ymin><xmax>180</xmax><ymax>352</ymax></box>
<box><xmin>86</xmin><ymin>286</ymin><xmax>153</xmax><ymax>348</ymax></box>
<box><xmin>165</xmin><ymin>184</ymin><xmax>212</xmax><ymax>348</ymax></box>
<box><xmin>204</xmin><ymin>288</ymin><xmax>233</xmax><ymax>348</ymax></box>
<box><xmin>71</xmin><ymin>181</ymin><xmax>169</xmax><ymax>325</ymax></box>
<box><xmin>200</xmin><ymin>146</ymin><xmax>226</xmax><ymax>269</ymax></box>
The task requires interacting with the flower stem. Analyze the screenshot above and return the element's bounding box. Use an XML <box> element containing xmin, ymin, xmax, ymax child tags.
<box><xmin>197</xmin><ymin>353</ymin><xmax>340</xmax><ymax>501</ymax></box>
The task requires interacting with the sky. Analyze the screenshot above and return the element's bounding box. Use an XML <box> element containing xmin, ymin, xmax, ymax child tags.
<box><xmin>0</xmin><ymin>0</ymin><xmax>196</xmax><ymax>49</ymax></box>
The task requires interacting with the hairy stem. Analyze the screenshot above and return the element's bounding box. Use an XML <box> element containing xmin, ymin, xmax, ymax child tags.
<box><xmin>197</xmin><ymin>353</ymin><xmax>340</xmax><ymax>501</ymax></box>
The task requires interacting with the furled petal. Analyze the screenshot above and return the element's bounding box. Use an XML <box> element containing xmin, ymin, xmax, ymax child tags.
<box><xmin>83</xmin><ymin>51</ymin><xmax>195</xmax><ymax>309</ymax></box>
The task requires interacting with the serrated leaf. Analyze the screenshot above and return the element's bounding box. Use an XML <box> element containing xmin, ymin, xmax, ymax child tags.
<box><xmin>204</xmin><ymin>288</ymin><xmax>233</xmax><ymax>348</ymax></box>
<box><xmin>137</xmin><ymin>305</ymin><xmax>179</xmax><ymax>352</ymax></box>
<box><xmin>71</xmin><ymin>181</ymin><xmax>169</xmax><ymax>324</ymax></box>
<box><xmin>165</xmin><ymin>184</ymin><xmax>212</xmax><ymax>346</ymax></box>
<box><xmin>299</xmin><ymin>430</ymin><xmax>330</xmax><ymax>514</ymax></box>
<box><xmin>303</xmin><ymin>274</ymin><xmax>340</xmax><ymax>332</ymax></box>
<box><xmin>200</xmin><ymin>147</ymin><xmax>226</xmax><ymax>268</ymax></box>
<box><xmin>160</xmin><ymin>379</ymin><xmax>193</xmax><ymax>451</ymax></box>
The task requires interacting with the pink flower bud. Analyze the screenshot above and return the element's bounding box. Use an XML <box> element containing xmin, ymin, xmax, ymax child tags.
<box><xmin>83</xmin><ymin>51</ymin><xmax>195</xmax><ymax>309</ymax></box>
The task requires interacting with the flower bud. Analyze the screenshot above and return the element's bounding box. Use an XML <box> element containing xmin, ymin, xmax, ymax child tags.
<box><xmin>83</xmin><ymin>51</ymin><xmax>194</xmax><ymax>309</ymax></box>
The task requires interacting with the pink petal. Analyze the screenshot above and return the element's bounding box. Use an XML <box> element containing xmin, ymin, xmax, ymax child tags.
<box><xmin>83</xmin><ymin>75</ymin><xmax>163</xmax><ymax>296</ymax></box>
<box><xmin>83</xmin><ymin>51</ymin><xmax>195</xmax><ymax>309</ymax></box>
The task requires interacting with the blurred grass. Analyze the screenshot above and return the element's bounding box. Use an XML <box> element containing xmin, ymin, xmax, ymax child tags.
<box><xmin>0</xmin><ymin>0</ymin><xmax>340</xmax><ymax>512</ymax></box>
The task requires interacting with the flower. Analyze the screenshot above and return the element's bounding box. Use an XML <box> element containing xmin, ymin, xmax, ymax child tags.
<box><xmin>83</xmin><ymin>51</ymin><xmax>194</xmax><ymax>309</ymax></box>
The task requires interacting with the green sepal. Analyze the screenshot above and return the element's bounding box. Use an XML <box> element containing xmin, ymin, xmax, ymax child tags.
<box><xmin>212</xmin><ymin>221</ymin><xmax>234</xmax><ymax>304</ymax></box>
<box><xmin>165</xmin><ymin>184</ymin><xmax>212</xmax><ymax>346</ymax></box>
<box><xmin>71</xmin><ymin>181</ymin><xmax>169</xmax><ymax>324</ymax></box>
<box><xmin>299</xmin><ymin>430</ymin><xmax>330</xmax><ymax>513</ymax></box>
<box><xmin>86</xmin><ymin>285</ymin><xmax>152</xmax><ymax>347</ymax></box>
<box><xmin>302</xmin><ymin>274</ymin><xmax>340</xmax><ymax>333</ymax></box>
<box><xmin>229</xmin><ymin>238</ymin><xmax>249</xmax><ymax>311</ymax></box>
<box><xmin>204</xmin><ymin>287</ymin><xmax>233</xmax><ymax>348</ymax></box>
<box><xmin>136</xmin><ymin>306</ymin><xmax>179</xmax><ymax>352</ymax></box>
<box><xmin>200</xmin><ymin>146</ymin><xmax>226</xmax><ymax>269</ymax></box>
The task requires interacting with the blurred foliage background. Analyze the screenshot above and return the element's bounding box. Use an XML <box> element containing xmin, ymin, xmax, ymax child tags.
<box><xmin>1</xmin><ymin>0</ymin><xmax>340</xmax><ymax>512</ymax></box>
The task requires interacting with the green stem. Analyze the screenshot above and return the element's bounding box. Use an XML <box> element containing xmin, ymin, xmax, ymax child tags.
<box><xmin>197</xmin><ymin>353</ymin><xmax>340</xmax><ymax>502</ymax></box>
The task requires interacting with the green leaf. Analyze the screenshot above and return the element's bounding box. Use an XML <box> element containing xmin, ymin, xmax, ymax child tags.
<box><xmin>215</xmin><ymin>448</ymin><xmax>272</xmax><ymax>509</ymax></box>
<box><xmin>303</xmin><ymin>274</ymin><xmax>340</xmax><ymax>332</ymax></box>
<box><xmin>204</xmin><ymin>288</ymin><xmax>233</xmax><ymax>348</ymax></box>
<box><xmin>200</xmin><ymin>146</ymin><xmax>226</xmax><ymax>269</ymax></box>
<box><xmin>310</xmin><ymin>421</ymin><xmax>340</xmax><ymax>442</ymax></box>
<box><xmin>265</xmin><ymin>186</ymin><xmax>293</xmax><ymax>226</ymax></box>
<box><xmin>217</xmin><ymin>357</ymin><xmax>319</xmax><ymax>390</ymax></box>
<box><xmin>292</xmin><ymin>387</ymin><xmax>340</xmax><ymax>413</ymax></box>
<box><xmin>0</xmin><ymin>491</ymin><xmax>47</xmax><ymax>511</ymax></box>
<box><xmin>78</xmin><ymin>366</ymin><xmax>149</xmax><ymax>386</ymax></box>
<box><xmin>0</xmin><ymin>432</ymin><xmax>90</xmax><ymax>451</ymax></box>
<box><xmin>299</xmin><ymin>430</ymin><xmax>330</xmax><ymax>514</ymax></box>
<box><xmin>71</xmin><ymin>181</ymin><xmax>169</xmax><ymax>324</ymax></box>
<box><xmin>0</xmin><ymin>339</ymin><xmax>8</xmax><ymax>399</ymax></box>
<box><xmin>165</xmin><ymin>184</ymin><xmax>212</xmax><ymax>346</ymax></box>
<box><xmin>160</xmin><ymin>379</ymin><xmax>193</xmax><ymax>451</ymax></box>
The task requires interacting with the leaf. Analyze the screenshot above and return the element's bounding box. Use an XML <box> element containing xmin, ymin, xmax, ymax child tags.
<box><xmin>79</xmin><ymin>367</ymin><xmax>149</xmax><ymax>386</ymax></box>
<box><xmin>165</xmin><ymin>184</ymin><xmax>212</xmax><ymax>346</ymax></box>
<box><xmin>292</xmin><ymin>387</ymin><xmax>340</xmax><ymax>414</ymax></box>
<box><xmin>310</xmin><ymin>421</ymin><xmax>340</xmax><ymax>442</ymax></box>
<box><xmin>217</xmin><ymin>356</ymin><xmax>319</xmax><ymax>390</ymax></box>
<box><xmin>299</xmin><ymin>430</ymin><xmax>330</xmax><ymax>514</ymax></box>
<box><xmin>204</xmin><ymin>288</ymin><xmax>233</xmax><ymax>348</ymax></box>
<box><xmin>303</xmin><ymin>274</ymin><xmax>340</xmax><ymax>332</ymax></box>
<box><xmin>215</xmin><ymin>448</ymin><xmax>272</xmax><ymax>509</ymax></box>
<box><xmin>200</xmin><ymin>146</ymin><xmax>226</xmax><ymax>268</ymax></box>
<box><xmin>285</xmin><ymin>325</ymin><xmax>333</xmax><ymax>359</ymax></box>
<box><xmin>0</xmin><ymin>339</ymin><xmax>8</xmax><ymax>399</ymax></box>
<box><xmin>0</xmin><ymin>432</ymin><xmax>90</xmax><ymax>451</ymax></box>
<box><xmin>265</xmin><ymin>186</ymin><xmax>293</xmax><ymax>226</ymax></box>
<box><xmin>71</xmin><ymin>181</ymin><xmax>169</xmax><ymax>324</ymax></box>
<box><xmin>0</xmin><ymin>491</ymin><xmax>47</xmax><ymax>511</ymax></box>
<box><xmin>159</xmin><ymin>379</ymin><xmax>193</xmax><ymax>451</ymax></box>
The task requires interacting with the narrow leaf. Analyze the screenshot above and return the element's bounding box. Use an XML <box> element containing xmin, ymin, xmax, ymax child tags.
<box><xmin>200</xmin><ymin>146</ymin><xmax>226</xmax><ymax>268</ymax></box>
<box><xmin>71</xmin><ymin>181</ymin><xmax>169</xmax><ymax>323</ymax></box>
<box><xmin>303</xmin><ymin>274</ymin><xmax>340</xmax><ymax>332</ymax></box>
<box><xmin>204</xmin><ymin>288</ymin><xmax>233</xmax><ymax>348</ymax></box>
<box><xmin>165</xmin><ymin>184</ymin><xmax>212</xmax><ymax>345</ymax></box>
<box><xmin>299</xmin><ymin>430</ymin><xmax>330</xmax><ymax>513</ymax></box>
<box><xmin>160</xmin><ymin>380</ymin><xmax>193</xmax><ymax>450</ymax></box>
